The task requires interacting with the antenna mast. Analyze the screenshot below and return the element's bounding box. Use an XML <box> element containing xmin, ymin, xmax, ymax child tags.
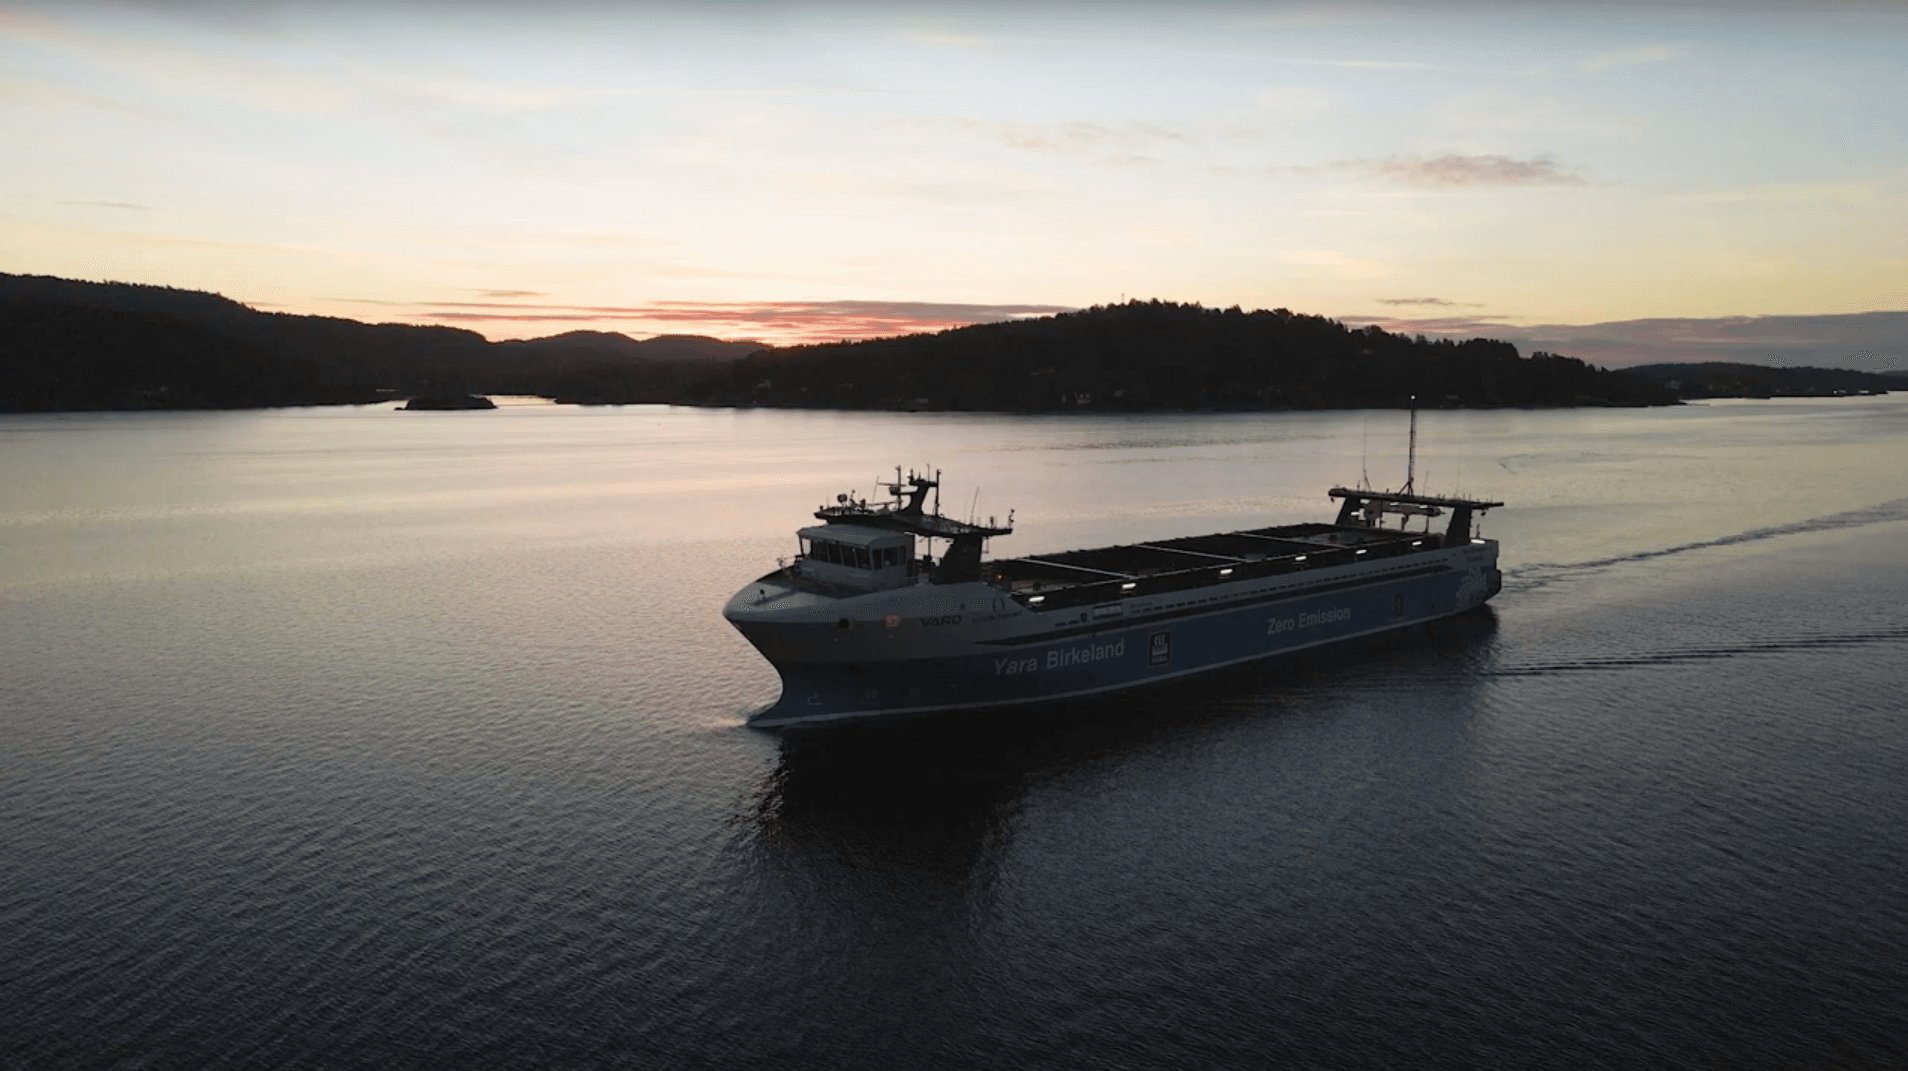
<box><xmin>1404</xmin><ymin>395</ymin><xmax>1418</xmax><ymax>494</ymax></box>
<box><xmin>1360</xmin><ymin>419</ymin><xmax>1371</xmax><ymax>491</ymax></box>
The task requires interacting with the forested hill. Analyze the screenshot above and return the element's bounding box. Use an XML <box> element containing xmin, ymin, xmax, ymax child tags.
<box><xmin>1</xmin><ymin>275</ymin><xmax>492</xmax><ymax>410</ymax></box>
<box><xmin>685</xmin><ymin>300</ymin><xmax>1675</xmax><ymax>410</ymax></box>
<box><xmin>0</xmin><ymin>274</ymin><xmax>758</xmax><ymax>412</ymax></box>
<box><xmin>4</xmin><ymin>277</ymin><xmax>1674</xmax><ymax>412</ymax></box>
<box><xmin>1623</xmin><ymin>362</ymin><xmax>1895</xmax><ymax>399</ymax></box>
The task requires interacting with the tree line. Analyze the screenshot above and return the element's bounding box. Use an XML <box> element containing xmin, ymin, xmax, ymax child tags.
<box><xmin>3</xmin><ymin>278</ymin><xmax>1677</xmax><ymax>413</ymax></box>
<box><xmin>1623</xmin><ymin>362</ymin><xmax>1897</xmax><ymax>399</ymax></box>
<box><xmin>679</xmin><ymin>300</ymin><xmax>1675</xmax><ymax>410</ymax></box>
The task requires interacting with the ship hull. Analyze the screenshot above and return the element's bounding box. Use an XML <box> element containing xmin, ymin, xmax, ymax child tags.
<box><xmin>731</xmin><ymin>545</ymin><xmax>1500</xmax><ymax>728</ymax></box>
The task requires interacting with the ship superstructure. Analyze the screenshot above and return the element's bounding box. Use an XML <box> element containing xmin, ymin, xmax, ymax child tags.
<box><xmin>724</xmin><ymin>469</ymin><xmax>1501</xmax><ymax>727</ymax></box>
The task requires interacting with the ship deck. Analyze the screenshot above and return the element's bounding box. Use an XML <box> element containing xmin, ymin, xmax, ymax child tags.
<box><xmin>994</xmin><ymin>522</ymin><xmax>1455</xmax><ymax>612</ymax></box>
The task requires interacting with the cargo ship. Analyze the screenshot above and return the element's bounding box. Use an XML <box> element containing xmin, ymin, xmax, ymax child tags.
<box><xmin>724</xmin><ymin>468</ymin><xmax>1501</xmax><ymax>728</ymax></box>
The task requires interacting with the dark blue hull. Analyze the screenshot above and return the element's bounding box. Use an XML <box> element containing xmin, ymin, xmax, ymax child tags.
<box><xmin>751</xmin><ymin>561</ymin><xmax>1499</xmax><ymax>727</ymax></box>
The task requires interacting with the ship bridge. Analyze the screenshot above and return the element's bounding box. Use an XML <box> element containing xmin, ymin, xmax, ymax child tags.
<box><xmin>810</xmin><ymin>470</ymin><xmax>1012</xmax><ymax>584</ymax></box>
<box><xmin>796</xmin><ymin>525</ymin><xmax>917</xmax><ymax>592</ymax></box>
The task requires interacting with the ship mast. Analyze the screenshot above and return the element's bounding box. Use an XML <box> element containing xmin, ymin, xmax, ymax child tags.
<box><xmin>1403</xmin><ymin>395</ymin><xmax>1418</xmax><ymax>495</ymax></box>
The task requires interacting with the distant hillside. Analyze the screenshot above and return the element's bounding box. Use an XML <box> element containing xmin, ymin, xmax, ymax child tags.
<box><xmin>636</xmin><ymin>334</ymin><xmax>766</xmax><ymax>362</ymax></box>
<box><xmin>496</xmin><ymin>330</ymin><xmax>652</xmax><ymax>365</ymax></box>
<box><xmin>0</xmin><ymin>274</ymin><xmax>488</xmax><ymax>400</ymax></box>
<box><xmin>0</xmin><ymin>300</ymin><xmax>343</xmax><ymax>410</ymax></box>
<box><xmin>1625</xmin><ymin>362</ymin><xmax>1894</xmax><ymax>399</ymax></box>
<box><xmin>2</xmin><ymin>276</ymin><xmax>1674</xmax><ymax>413</ymax></box>
<box><xmin>683</xmin><ymin>300</ymin><xmax>1675</xmax><ymax>411</ymax></box>
<box><xmin>0</xmin><ymin>273</ymin><xmax>758</xmax><ymax>412</ymax></box>
<box><xmin>486</xmin><ymin>329</ymin><xmax>765</xmax><ymax>404</ymax></box>
<box><xmin>1480</xmin><ymin>311</ymin><xmax>1908</xmax><ymax>372</ymax></box>
<box><xmin>496</xmin><ymin>330</ymin><xmax>760</xmax><ymax>366</ymax></box>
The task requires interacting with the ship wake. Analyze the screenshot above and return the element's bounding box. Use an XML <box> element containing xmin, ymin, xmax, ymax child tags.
<box><xmin>1484</xmin><ymin>623</ymin><xmax>1908</xmax><ymax>679</ymax></box>
<box><xmin>1511</xmin><ymin>496</ymin><xmax>1908</xmax><ymax>591</ymax></box>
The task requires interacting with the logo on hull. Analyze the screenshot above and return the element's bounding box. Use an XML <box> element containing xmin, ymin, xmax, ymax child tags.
<box><xmin>1455</xmin><ymin>566</ymin><xmax>1489</xmax><ymax>608</ymax></box>
<box><xmin>1149</xmin><ymin>630</ymin><xmax>1172</xmax><ymax>667</ymax></box>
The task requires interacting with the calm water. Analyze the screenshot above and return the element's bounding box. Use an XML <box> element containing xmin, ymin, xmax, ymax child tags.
<box><xmin>4</xmin><ymin>399</ymin><xmax>1906</xmax><ymax>1069</ymax></box>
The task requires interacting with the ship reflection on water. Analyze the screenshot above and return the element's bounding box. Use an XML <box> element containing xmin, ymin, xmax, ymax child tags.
<box><xmin>740</xmin><ymin>608</ymin><xmax>1503</xmax><ymax>892</ymax></box>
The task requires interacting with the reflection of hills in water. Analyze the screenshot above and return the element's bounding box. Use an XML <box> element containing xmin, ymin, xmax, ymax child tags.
<box><xmin>738</xmin><ymin>609</ymin><xmax>1503</xmax><ymax>892</ymax></box>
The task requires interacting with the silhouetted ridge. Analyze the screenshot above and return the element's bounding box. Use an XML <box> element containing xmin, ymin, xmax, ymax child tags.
<box><xmin>0</xmin><ymin>300</ymin><xmax>348</xmax><ymax>410</ymax></box>
<box><xmin>1624</xmin><ymin>362</ymin><xmax>1894</xmax><ymax>399</ymax></box>
<box><xmin>2</xmin><ymin>278</ymin><xmax>1672</xmax><ymax>412</ymax></box>
<box><xmin>686</xmin><ymin>300</ymin><xmax>1674</xmax><ymax>410</ymax></box>
<box><xmin>0</xmin><ymin>273</ymin><xmax>760</xmax><ymax>412</ymax></box>
<box><xmin>0</xmin><ymin>274</ymin><xmax>492</xmax><ymax>409</ymax></box>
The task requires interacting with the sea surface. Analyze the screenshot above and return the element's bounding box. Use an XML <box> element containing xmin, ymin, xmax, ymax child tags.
<box><xmin>4</xmin><ymin>398</ymin><xmax>1906</xmax><ymax>1069</ymax></box>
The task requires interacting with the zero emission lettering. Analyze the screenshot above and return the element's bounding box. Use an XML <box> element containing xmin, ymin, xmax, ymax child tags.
<box><xmin>1266</xmin><ymin>605</ymin><xmax>1353</xmax><ymax>635</ymax></box>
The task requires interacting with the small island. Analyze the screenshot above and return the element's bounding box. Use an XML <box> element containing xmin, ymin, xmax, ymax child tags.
<box><xmin>401</xmin><ymin>394</ymin><xmax>497</xmax><ymax>410</ymax></box>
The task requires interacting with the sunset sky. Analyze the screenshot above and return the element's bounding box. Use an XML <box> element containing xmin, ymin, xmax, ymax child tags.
<box><xmin>4</xmin><ymin>1</ymin><xmax>1905</xmax><ymax>363</ymax></box>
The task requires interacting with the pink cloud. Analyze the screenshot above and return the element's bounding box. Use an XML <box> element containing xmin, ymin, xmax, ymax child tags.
<box><xmin>1339</xmin><ymin>310</ymin><xmax>1908</xmax><ymax>370</ymax></box>
<box><xmin>356</xmin><ymin>298</ymin><xmax>1075</xmax><ymax>345</ymax></box>
<box><xmin>1375</xmin><ymin>296</ymin><xmax>1482</xmax><ymax>308</ymax></box>
<box><xmin>1339</xmin><ymin>313</ymin><xmax>1522</xmax><ymax>336</ymax></box>
<box><xmin>1355</xmin><ymin>154</ymin><xmax>1582</xmax><ymax>187</ymax></box>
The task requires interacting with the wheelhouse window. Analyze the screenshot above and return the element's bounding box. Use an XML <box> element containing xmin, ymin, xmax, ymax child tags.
<box><xmin>803</xmin><ymin>534</ymin><xmax>910</xmax><ymax>571</ymax></box>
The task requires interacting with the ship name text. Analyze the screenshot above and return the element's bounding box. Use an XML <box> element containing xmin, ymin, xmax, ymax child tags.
<box><xmin>994</xmin><ymin>638</ymin><xmax>1127</xmax><ymax>676</ymax></box>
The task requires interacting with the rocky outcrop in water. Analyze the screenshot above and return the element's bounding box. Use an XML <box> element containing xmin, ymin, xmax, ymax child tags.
<box><xmin>401</xmin><ymin>394</ymin><xmax>498</xmax><ymax>410</ymax></box>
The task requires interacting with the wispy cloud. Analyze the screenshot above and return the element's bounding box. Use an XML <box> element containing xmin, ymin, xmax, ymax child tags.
<box><xmin>1502</xmin><ymin>312</ymin><xmax>1908</xmax><ymax>369</ymax></box>
<box><xmin>1583</xmin><ymin>44</ymin><xmax>1684</xmax><ymax>73</ymax></box>
<box><xmin>1342</xmin><ymin>314</ymin><xmax>1523</xmax><ymax>336</ymax></box>
<box><xmin>60</xmin><ymin>199</ymin><xmax>147</xmax><ymax>210</ymax></box>
<box><xmin>1339</xmin><ymin>311</ymin><xmax>1908</xmax><ymax>370</ymax></box>
<box><xmin>1353</xmin><ymin>154</ymin><xmax>1583</xmax><ymax>187</ymax></box>
<box><xmin>1376</xmin><ymin>296</ymin><xmax>1482</xmax><ymax>308</ymax></box>
<box><xmin>367</xmin><ymin>298</ymin><xmax>1076</xmax><ymax>345</ymax></box>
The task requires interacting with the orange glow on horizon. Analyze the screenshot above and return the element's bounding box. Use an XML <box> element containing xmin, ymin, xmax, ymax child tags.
<box><xmin>354</xmin><ymin>298</ymin><xmax>1077</xmax><ymax>346</ymax></box>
